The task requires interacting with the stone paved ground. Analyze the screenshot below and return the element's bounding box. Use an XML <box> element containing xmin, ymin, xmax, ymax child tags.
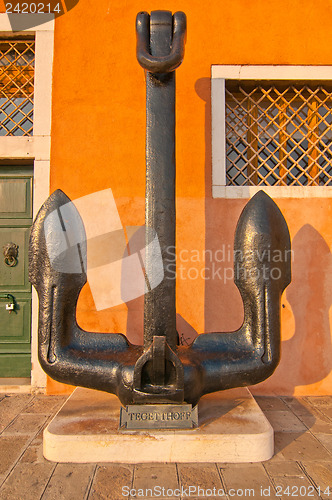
<box><xmin>1</xmin><ymin>394</ymin><xmax>332</xmax><ymax>499</ymax></box>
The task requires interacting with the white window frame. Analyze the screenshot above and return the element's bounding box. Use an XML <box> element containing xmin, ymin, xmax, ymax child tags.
<box><xmin>212</xmin><ymin>65</ymin><xmax>332</xmax><ymax>198</ymax></box>
<box><xmin>0</xmin><ymin>14</ymin><xmax>55</xmax><ymax>392</ymax></box>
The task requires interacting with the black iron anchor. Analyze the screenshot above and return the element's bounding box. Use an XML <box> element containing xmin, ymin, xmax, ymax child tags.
<box><xmin>133</xmin><ymin>10</ymin><xmax>187</xmax><ymax>402</ymax></box>
<box><xmin>29</xmin><ymin>10</ymin><xmax>291</xmax><ymax>409</ymax></box>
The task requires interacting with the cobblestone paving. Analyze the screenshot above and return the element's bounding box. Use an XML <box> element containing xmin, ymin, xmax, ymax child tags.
<box><xmin>0</xmin><ymin>394</ymin><xmax>332</xmax><ymax>499</ymax></box>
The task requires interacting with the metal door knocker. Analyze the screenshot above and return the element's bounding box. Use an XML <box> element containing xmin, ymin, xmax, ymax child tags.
<box><xmin>3</xmin><ymin>243</ymin><xmax>18</xmax><ymax>267</ymax></box>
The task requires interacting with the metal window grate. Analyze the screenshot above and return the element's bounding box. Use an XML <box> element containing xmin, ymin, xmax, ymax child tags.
<box><xmin>0</xmin><ymin>40</ymin><xmax>35</xmax><ymax>136</ymax></box>
<box><xmin>226</xmin><ymin>82</ymin><xmax>332</xmax><ymax>186</ymax></box>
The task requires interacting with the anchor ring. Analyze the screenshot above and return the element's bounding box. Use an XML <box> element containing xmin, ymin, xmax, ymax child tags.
<box><xmin>136</xmin><ymin>11</ymin><xmax>187</xmax><ymax>73</ymax></box>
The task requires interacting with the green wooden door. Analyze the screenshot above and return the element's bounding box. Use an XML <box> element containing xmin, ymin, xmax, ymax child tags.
<box><xmin>0</xmin><ymin>166</ymin><xmax>33</xmax><ymax>377</ymax></box>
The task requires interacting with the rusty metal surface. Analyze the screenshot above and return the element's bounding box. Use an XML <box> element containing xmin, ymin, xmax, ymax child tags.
<box><xmin>29</xmin><ymin>10</ymin><xmax>291</xmax><ymax>408</ymax></box>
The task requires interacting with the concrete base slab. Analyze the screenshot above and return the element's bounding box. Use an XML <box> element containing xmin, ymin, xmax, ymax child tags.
<box><xmin>43</xmin><ymin>387</ymin><xmax>273</xmax><ymax>463</ymax></box>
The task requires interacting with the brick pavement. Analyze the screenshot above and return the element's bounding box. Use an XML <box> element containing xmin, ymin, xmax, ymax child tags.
<box><xmin>0</xmin><ymin>393</ymin><xmax>332</xmax><ymax>499</ymax></box>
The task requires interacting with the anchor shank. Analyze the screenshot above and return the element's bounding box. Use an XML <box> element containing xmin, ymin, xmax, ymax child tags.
<box><xmin>144</xmin><ymin>11</ymin><xmax>177</xmax><ymax>349</ymax></box>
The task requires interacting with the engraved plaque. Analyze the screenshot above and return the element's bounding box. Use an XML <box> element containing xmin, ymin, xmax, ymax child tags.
<box><xmin>119</xmin><ymin>404</ymin><xmax>198</xmax><ymax>430</ymax></box>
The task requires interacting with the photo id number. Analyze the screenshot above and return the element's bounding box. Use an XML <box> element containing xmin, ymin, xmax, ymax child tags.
<box><xmin>5</xmin><ymin>2</ymin><xmax>62</xmax><ymax>13</ymax></box>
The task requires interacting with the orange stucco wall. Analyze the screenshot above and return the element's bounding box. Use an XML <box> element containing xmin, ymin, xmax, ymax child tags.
<box><xmin>46</xmin><ymin>0</ymin><xmax>332</xmax><ymax>395</ymax></box>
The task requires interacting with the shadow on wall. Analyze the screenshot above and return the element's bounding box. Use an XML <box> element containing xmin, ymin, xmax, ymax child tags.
<box><xmin>197</xmin><ymin>75</ymin><xmax>332</xmax><ymax>394</ymax></box>
<box><xmin>280</xmin><ymin>224</ymin><xmax>332</xmax><ymax>390</ymax></box>
<box><xmin>196</xmin><ymin>76</ymin><xmax>247</xmax><ymax>334</ymax></box>
<box><xmin>249</xmin><ymin>224</ymin><xmax>332</xmax><ymax>394</ymax></box>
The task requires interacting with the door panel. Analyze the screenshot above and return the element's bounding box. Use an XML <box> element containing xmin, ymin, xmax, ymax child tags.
<box><xmin>0</xmin><ymin>227</ymin><xmax>30</xmax><ymax>292</ymax></box>
<box><xmin>0</xmin><ymin>354</ymin><xmax>31</xmax><ymax>377</ymax></box>
<box><xmin>0</xmin><ymin>297</ymin><xmax>31</xmax><ymax>344</ymax></box>
<box><xmin>0</xmin><ymin>166</ymin><xmax>33</xmax><ymax>377</ymax></box>
<box><xmin>0</xmin><ymin>177</ymin><xmax>32</xmax><ymax>218</ymax></box>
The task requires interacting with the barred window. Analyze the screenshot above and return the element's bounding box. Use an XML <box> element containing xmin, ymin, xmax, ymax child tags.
<box><xmin>0</xmin><ymin>39</ymin><xmax>35</xmax><ymax>136</ymax></box>
<box><xmin>226</xmin><ymin>82</ymin><xmax>332</xmax><ymax>186</ymax></box>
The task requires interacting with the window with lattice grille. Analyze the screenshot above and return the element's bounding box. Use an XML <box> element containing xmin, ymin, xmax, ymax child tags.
<box><xmin>226</xmin><ymin>82</ymin><xmax>332</xmax><ymax>186</ymax></box>
<box><xmin>0</xmin><ymin>39</ymin><xmax>35</xmax><ymax>136</ymax></box>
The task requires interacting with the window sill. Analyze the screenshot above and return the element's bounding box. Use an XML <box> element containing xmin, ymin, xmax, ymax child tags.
<box><xmin>212</xmin><ymin>185</ymin><xmax>332</xmax><ymax>199</ymax></box>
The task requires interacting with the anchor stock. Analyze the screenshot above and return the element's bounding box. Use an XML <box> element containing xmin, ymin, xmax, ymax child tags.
<box><xmin>29</xmin><ymin>10</ymin><xmax>291</xmax><ymax>408</ymax></box>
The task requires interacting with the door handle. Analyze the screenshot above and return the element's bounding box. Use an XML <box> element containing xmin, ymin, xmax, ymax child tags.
<box><xmin>0</xmin><ymin>293</ymin><xmax>16</xmax><ymax>313</ymax></box>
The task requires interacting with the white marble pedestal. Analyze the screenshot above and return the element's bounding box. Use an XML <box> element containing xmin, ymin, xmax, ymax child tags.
<box><xmin>43</xmin><ymin>387</ymin><xmax>273</xmax><ymax>463</ymax></box>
